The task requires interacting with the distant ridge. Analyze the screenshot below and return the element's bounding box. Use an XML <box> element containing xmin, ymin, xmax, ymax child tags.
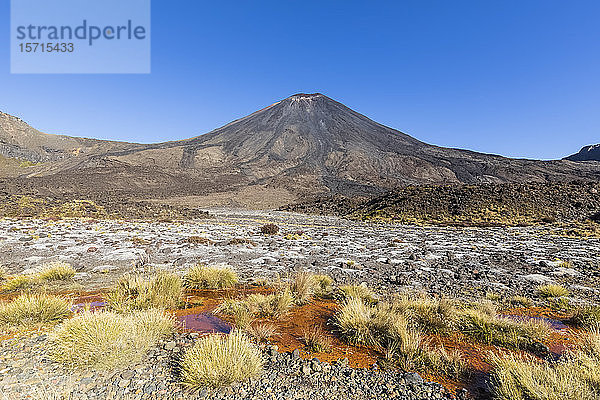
<box><xmin>565</xmin><ymin>144</ymin><xmax>600</xmax><ymax>161</ymax></box>
<box><xmin>1</xmin><ymin>94</ymin><xmax>600</xmax><ymax>206</ymax></box>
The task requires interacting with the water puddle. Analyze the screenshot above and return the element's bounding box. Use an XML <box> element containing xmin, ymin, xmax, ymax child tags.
<box><xmin>71</xmin><ymin>301</ymin><xmax>107</xmax><ymax>312</ymax></box>
<box><xmin>501</xmin><ymin>314</ymin><xmax>569</xmax><ymax>331</ymax></box>
<box><xmin>178</xmin><ymin>313</ymin><xmax>231</xmax><ymax>334</ymax></box>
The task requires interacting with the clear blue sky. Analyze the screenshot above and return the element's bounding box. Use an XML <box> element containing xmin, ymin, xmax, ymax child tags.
<box><xmin>1</xmin><ymin>1</ymin><xmax>599</xmax><ymax>159</ymax></box>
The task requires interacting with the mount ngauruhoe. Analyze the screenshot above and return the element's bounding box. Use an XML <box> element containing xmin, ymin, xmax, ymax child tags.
<box><xmin>1</xmin><ymin>93</ymin><xmax>599</xmax><ymax>207</ymax></box>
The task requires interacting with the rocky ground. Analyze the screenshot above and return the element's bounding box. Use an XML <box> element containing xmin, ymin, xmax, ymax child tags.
<box><xmin>0</xmin><ymin>332</ymin><xmax>452</xmax><ymax>400</ymax></box>
<box><xmin>1</xmin><ymin>210</ymin><xmax>599</xmax><ymax>399</ymax></box>
<box><xmin>1</xmin><ymin>210</ymin><xmax>599</xmax><ymax>303</ymax></box>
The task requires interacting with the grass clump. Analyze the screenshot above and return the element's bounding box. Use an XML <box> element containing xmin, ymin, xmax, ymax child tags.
<box><xmin>302</xmin><ymin>325</ymin><xmax>333</xmax><ymax>352</ymax></box>
<box><xmin>216</xmin><ymin>289</ymin><xmax>294</xmax><ymax>323</ymax></box>
<box><xmin>457</xmin><ymin>307</ymin><xmax>550</xmax><ymax>350</ymax></box>
<box><xmin>181</xmin><ymin>330</ymin><xmax>263</xmax><ymax>388</ymax></box>
<box><xmin>105</xmin><ymin>272</ymin><xmax>183</xmax><ymax>312</ymax></box>
<box><xmin>393</xmin><ymin>294</ymin><xmax>456</xmax><ymax>334</ymax></box>
<box><xmin>184</xmin><ymin>263</ymin><xmax>238</xmax><ymax>289</ymax></box>
<box><xmin>537</xmin><ymin>284</ymin><xmax>569</xmax><ymax>298</ymax></box>
<box><xmin>0</xmin><ymin>293</ymin><xmax>71</xmax><ymax>329</ymax></box>
<box><xmin>509</xmin><ymin>296</ymin><xmax>533</xmax><ymax>307</ymax></box>
<box><xmin>1</xmin><ymin>275</ymin><xmax>38</xmax><ymax>293</ymax></box>
<box><xmin>291</xmin><ymin>271</ymin><xmax>317</xmax><ymax>304</ymax></box>
<box><xmin>37</xmin><ymin>262</ymin><xmax>76</xmax><ymax>281</ymax></box>
<box><xmin>338</xmin><ymin>284</ymin><xmax>378</xmax><ymax>305</ymax></box>
<box><xmin>569</xmin><ymin>306</ymin><xmax>600</xmax><ymax>330</ymax></box>
<box><xmin>0</xmin><ymin>267</ymin><xmax>5</xmax><ymax>281</ymax></box>
<box><xmin>50</xmin><ymin>309</ymin><xmax>175</xmax><ymax>369</ymax></box>
<box><xmin>246</xmin><ymin>322</ymin><xmax>278</xmax><ymax>343</ymax></box>
<box><xmin>490</xmin><ymin>329</ymin><xmax>600</xmax><ymax>400</ymax></box>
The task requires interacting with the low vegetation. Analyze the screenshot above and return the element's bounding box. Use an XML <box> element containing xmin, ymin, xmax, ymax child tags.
<box><xmin>50</xmin><ymin>309</ymin><xmax>175</xmax><ymax>369</ymax></box>
<box><xmin>1</xmin><ymin>275</ymin><xmax>38</xmax><ymax>293</ymax></box>
<box><xmin>458</xmin><ymin>307</ymin><xmax>550</xmax><ymax>350</ymax></box>
<box><xmin>0</xmin><ymin>293</ymin><xmax>71</xmax><ymax>329</ymax></box>
<box><xmin>569</xmin><ymin>305</ymin><xmax>600</xmax><ymax>329</ymax></box>
<box><xmin>291</xmin><ymin>271</ymin><xmax>317</xmax><ymax>304</ymax></box>
<box><xmin>302</xmin><ymin>325</ymin><xmax>333</xmax><ymax>352</ymax></box>
<box><xmin>337</xmin><ymin>284</ymin><xmax>378</xmax><ymax>305</ymax></box>
<box><xmin>246</xmin><ymin>322</ymin><xmax>278</xmax><ymax>343</ymax></box>
<box><xmin>216</xmin><ymin>289</ymin><xmax>294</xmax><ymax>324</ymax></box>
<box><xmin>105</xmin><ymin>272</ymin><xmax>182</xmax><ymax>312</ymax></box>
<box><xmin>181</xmin><ymin>330</ymin><xmax>263</xmax><ymax>388</ymax></box>
<box><xmin>260</xmin><ymin>223</ymin><xmax>279</xmax><ymax>235</ymax></box>
<box><xmin>509</xmin><ymin>296</ymin><xmax>533</xmax><ymax>307</ymax></box>
<box><xmin>37</xmin><ymin>262</ymin><xmax>76</xmax><ymax>281</ymax></box>
<box><xmin>537</xmin><ymin>284</ymin><xmax>569</xmax><ymax>298</ymax></box>
<box><xmin>490</xmin><ymin>329</ymin><xmax>600</xmax><ymax>400</ymax></box>
<box><xmin>184</xmin><ymin>263</ymin><xmax>238</xmax><ymax>289</ymax></box>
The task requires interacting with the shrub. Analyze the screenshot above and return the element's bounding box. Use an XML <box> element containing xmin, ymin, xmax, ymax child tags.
<box><xmin>302</xmin><ymin>325</ymin><xmax>333</xmax><ymax>352</ymax></box>
<box><xmin>537</xmin><ymin>284</ymin><xmax>569</xmax><ymax>298</ymax></box>
<box><xmin>458</xmin><ymin>308</ymin><xmax>551</xmax><ymax>350</ymax></box>
<box><xmin>569</xmin><ymin>306</ymin><xmax>600</xmax><ymax>330</ymax></box>
<box><xmin>184</xmin><ymin>263</ymin><xmax>238</xmax><ymax>289</ymax></box>
<box><xmin>105</xmin><ymin>272</ymin><xmax>182</xmax><ymax>312</ymax></box>
<box><xmin>1</xmin><ymin>275</ymin><xmax>38</xmax><ymax>293</ymax></box>
<box><xmin>260</xmin><ymin>224</ymin><xmax>279</xmax><ymax>235</ymax></box>
<box><xmin>0</xmin><ymin>293</ymin><xmax>71</xmax><ymax>328</ymax></box>
<box><xmin>338</xmin><ymin>284</ymin><xmax>378</xmax><ymax>305</ymax></box>
<box><xmin>246</xmin><ymin>323</ymin><xmax>278</xmax><ymax>343</ymax></box>
<box><xmin>181</xmin><ymin>330</ymin><xmax>263</xmax><ymax>388</ymax></box>
<box><xmin>37</xmin><ymin>262</ymin><xmax>76</xmax><ymax>281</ymax></box>
<box><xmin>50</xmin><ymin>309</ymin><xmax>175</xmax><ymax>369</ymax></box>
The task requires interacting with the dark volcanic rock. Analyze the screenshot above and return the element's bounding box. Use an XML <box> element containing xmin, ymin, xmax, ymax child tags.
<box><xmin>565</xmin><ymin>144</ymin><xmax>600</xmax><ymax>161</ymax></box>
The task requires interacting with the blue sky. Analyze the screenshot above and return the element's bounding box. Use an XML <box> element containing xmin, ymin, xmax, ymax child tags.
<box><xmin>1</xmin><ymin>1</ymin><xmax>599</xmax><ymax>159</ymax></box>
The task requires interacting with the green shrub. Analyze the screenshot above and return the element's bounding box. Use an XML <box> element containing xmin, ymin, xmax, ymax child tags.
<box><xmin>181</xmin><ymin>330</ymin><xmax>263</xmax><ymax>388</ymax></box>
<box><xmin>184</xmin><ymin>264</ymin><xmax>238</xmax><ymax>289</ymax></box>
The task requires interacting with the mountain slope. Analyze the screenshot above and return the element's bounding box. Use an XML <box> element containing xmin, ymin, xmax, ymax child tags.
<box><xmin>566</xmin><ymin>145</ymin><xmax>600</xmax><ymax>161</ymax></box>
<box><xmin>1</xmin><ymin>94</ymin><xmax>600</xmax><ymax>204</ymax></box>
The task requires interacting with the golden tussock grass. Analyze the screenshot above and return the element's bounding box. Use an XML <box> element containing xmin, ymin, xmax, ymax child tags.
<box><xmin>50</xmin><ymin>309</ymin><xmax>175</xmax><ymax>369</ymax></box>
<box><xmin>181</xmin><ymin>330</ymin><xmax>263</xmax><ymax>388</ymax></box>
<box><xmin>0</xmin><ymin>293</ymin><xmax>71</xmax><ymax>329</ymax></box>
<box><xmin>105</xmin><ymin>272</ymin><xmax>183</xmax><ymax>313</ymax></box>
<box><xmin>184</xmin><ymin>263</ymin><xmax>238</xmax><ymax>289</ymax></box>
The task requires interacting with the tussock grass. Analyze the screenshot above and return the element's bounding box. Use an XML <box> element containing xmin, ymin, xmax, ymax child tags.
<box><xmin>336</xmin><ymin>297</ymin><xmax>466</xmax><ymax>376</ymax></box>
<box><xmin>302</xmin><ymin>325</ymin><xmax>333</xmax><ymax>352</ymax></box>
<box><xmin>105</xmin><ymin>272</ymin><xmax>182</xmax><ymax>312</ymax></box>
<box><xmin>569</xmin><ymin>306</ymin><xmax>600</xmax><ymax>330</ymax></box>
<box><xmin>37</xmin><ymin>262</ymin><xmax>76</xmax><ymax>281</ymax></box>
<box><xmin>216</xmin><ymin>290</ymin><xmax>294</xmax><ymax>322</ymax></box>
<box><xmin>458</xmin><ymin>308</ymin><xmax>551</xmax><ymax>350</ymax></box>
<box><xmin>1</xmin><ymin>275</ymin><xmax>38</xmax><ymax>292</ymax></box>
<box><xmin>338</xmin><ymin>284</ymin><xmax>378</xmax><ymax>305</ymax></box>
<box><xmin>0</xmin><ymin>266</ymin><xmax>5</xmax><ymax>281</ymax></box>
<box><xmin>0</xmin><ymin>293</ymin><xmax>71</xmax><ymax>328</ymax></box>
<box><xmin>313</xmin><ymin>274</ymin><xmax>334</xmax><ymax>295</ymax></box>
<box><xmin>181</xmin><ymin>330</ymin><xmax>263</xmax><ymax>388</ymax></box>
<box><xmin>537</xmin><ymin>284</ymin><xmax>569</xmax><ymax>298</ymax></box>
<box><xmin>393</xmin><ymin>294</ymin><xmax>456</xmax><ymax>334</ymax></box>
<box><xmin>246</xmin><ymin>322</ymin><xmax>278</xmax><ymax>343</ymax></box>
<box><xmin>291</xmin><ymin>271</ymin><xmax>317</xmax><ymax>304</ymax></box>
<box><xmin>490</xmin><ymin>329</ymin><xmax>600</xmax><ymax>400</ymax></box>
<box><xmin>50</xmin><ymin>309</ymin><xmax>175</xmax><ymax>369</ymax></box>
<box><xmin>184</xmin><ymin>263</ymin><xmax>238</xmax><ymax>289</ymax></box>
<box><xmin>509</xmin><ymin>296</ymin><xmax>533</xmax><ymax>307</ymax></box>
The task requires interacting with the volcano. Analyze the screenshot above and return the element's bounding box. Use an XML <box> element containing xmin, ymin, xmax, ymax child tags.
<box><xmin>1</xmin><ymin>93</ymin><xmax>599</xmax><ymax>206</ymax></box>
